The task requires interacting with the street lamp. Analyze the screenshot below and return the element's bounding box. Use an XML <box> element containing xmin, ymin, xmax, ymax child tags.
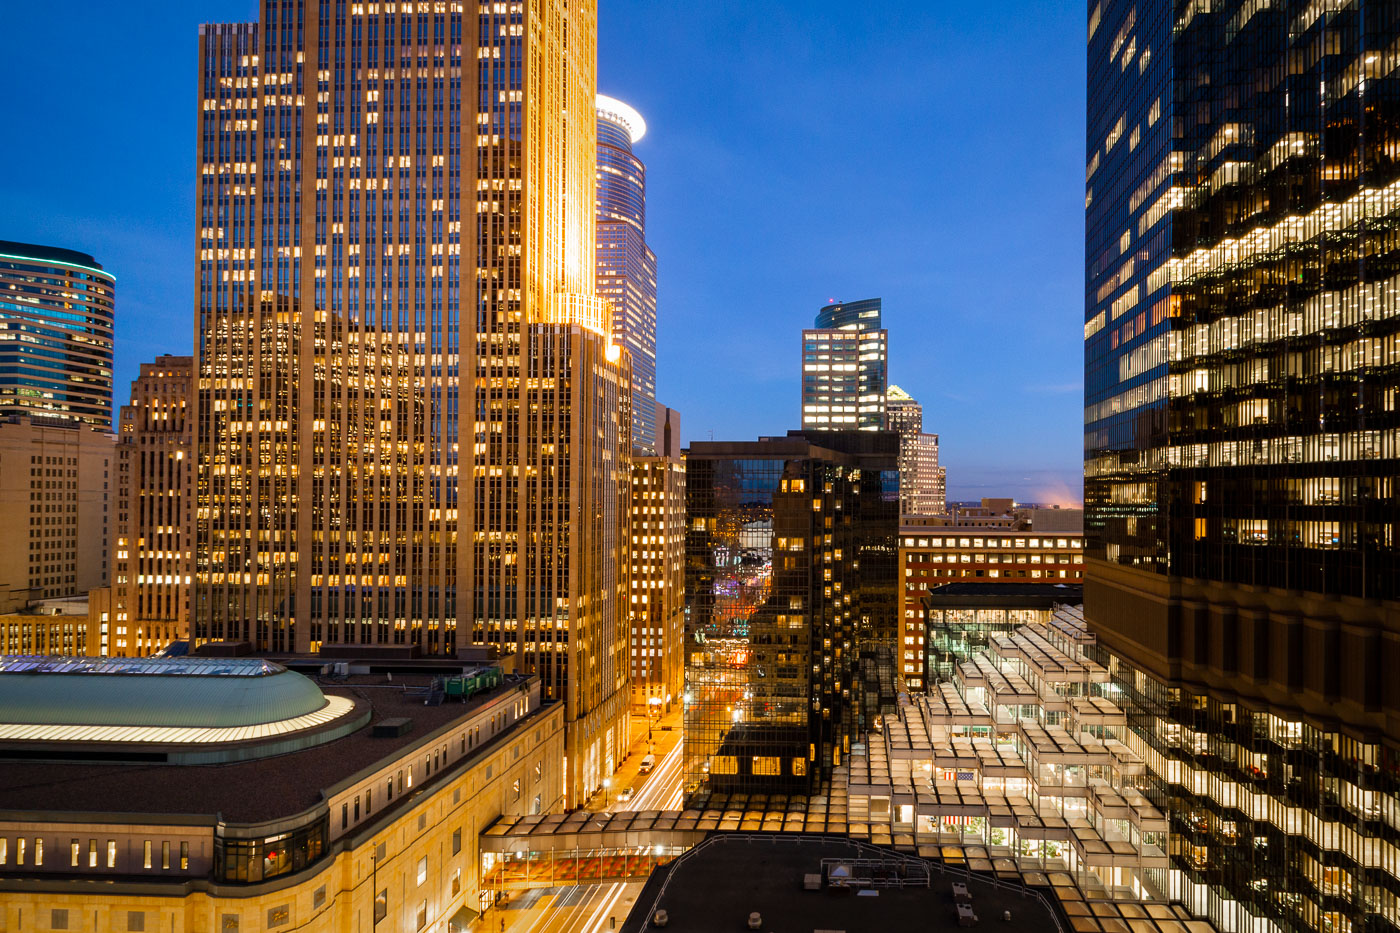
<box><xmin>603</xmin><ymin>777</ymin><xmax>612</xmax><ymax>808</ymax></box>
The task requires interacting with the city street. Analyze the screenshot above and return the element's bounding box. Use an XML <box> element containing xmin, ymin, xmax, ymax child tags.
<box><xmin>583</xmin><ymin>707</ymin><xmax>684</xmax><ymax>813</ymax></box>
<box><xmin>485</xmin><ymin>881</ymin><xmax>644</xmax><ymax>933</ymax></box>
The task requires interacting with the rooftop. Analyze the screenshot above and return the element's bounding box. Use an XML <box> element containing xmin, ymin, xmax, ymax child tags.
<box><xmin>0</xmin><ymin>239</ymin><xmax>107</xmax><ymax>275</ymax></box>
<box><xmin>621</xmin><ymin>834</ymin><xmax>1061</xmax><ymax>933</ymax></box>
<box><xmin>0</xmin><ymin>656</ymin><xmax>332</xmax><ymax>729</ymax></box>
<box><xmin>0</xmin><ymin>672</ymin><xmax>529</xmax><ymax>823</ymax></box>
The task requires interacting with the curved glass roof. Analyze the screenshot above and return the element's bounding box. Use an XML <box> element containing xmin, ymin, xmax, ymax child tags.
<box><xmin>0</xmin><ymin>656</ymin><xmax>284</xmax><ymax>676</ymax></box>
<box><xmin>0</xmin><ymin>656</ymin><xmax>330</xmax><ymax>729</ymax></box>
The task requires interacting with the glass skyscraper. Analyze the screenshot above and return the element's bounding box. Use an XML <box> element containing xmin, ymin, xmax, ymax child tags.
<box><xmin>1086</xmin><ymin>4</ymin><xmax>1400</xmax><ymax>932</ymax></box>
<box><xmin>0</xmin><ymin>240</ymin><xmax>115</xmax><ymax>427</ymax></box>
<box><xmin>683</xmin><ymin>431</ymin><xmax>899</xmax><ymax>802</ymax></box>
<box><xmin>801</xmin><ymin>298</ymin><xmax>888</xmax><ymax>431</ymax></box>
<box><xmin>596</xmin><ymin>95</ymin><xmax>659</xmax><ymax>455</ymax></box>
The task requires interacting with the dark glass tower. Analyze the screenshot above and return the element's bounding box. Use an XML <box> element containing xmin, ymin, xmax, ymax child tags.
<box><xmin>682</xmin><ymin>431</ymin><xmax>899</xmax><ymax>803</ymax></box>
<box><xmin>596</xmin><ymin>95</ymin><xmax>659</xmax><ymax>455</ymax></box>
<box><xmin>1086</xmin><ymin>4</ymin><xmax>1400</xmax><ymax>932</ymax></box>
<box><xmin>0</xmin><ymin>240</ymin><xmax>115</xmax><ymax>427</ymax></box>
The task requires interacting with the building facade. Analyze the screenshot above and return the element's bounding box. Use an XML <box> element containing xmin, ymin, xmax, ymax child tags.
<box><xmin>886</xmin><ymin>384</ymin><xmax>945</xmax><ymax>516</ymax></box>
<box><xmin>898</xmin><ymin>512</ymin><xmax>1084</xmax><ymax>691</ymax></box>
<box><xmin>683</xmin><ymin>431</ymin><xmax>899</xmax><ymax>801</ymax></box>
<box><xmin>194</xmin><ymin>0</ymin><xmax>629</xmax><ymax>806</ymax></box>
<box><xmin>596</xmin><ymin>95</ymin><xmax>659</xmax><ymax>455</ymax></box>
<box><xmin>801</xmin><ymin>298</ymin><xmax>888</xmax><ymax>431</ymax></box>
<box><xmin>629</xmin><ymin>452</ymin><xmax>684</xmax><ymax>716</ymax></box>
<box><xmin>112</xmin><ymin>356</ymin><xmax>192</xmax><ymax>657</ymax></box>
<box><xmin>1086</xmin><ymin>4</ymin><xmax>1400</xmax><ymax>932</ymax></box>
<box><xmin>0</xmin><ymin>592</ymin><xmax>109</xmax><ymax>657</ymax></box>
<box><xmin>0</xmin><ymin>417</ymin><xmax>115</xmax><ymax>604</ymax></box>
<box><xmin>0</xmin><ymin>658</ymin><xmax>562</xmax><ymax>933</ymax></box>
<box><xmin>0</xmin><ymin>240</ymin><xmax>115</xmax><ymax>427</ymax></box>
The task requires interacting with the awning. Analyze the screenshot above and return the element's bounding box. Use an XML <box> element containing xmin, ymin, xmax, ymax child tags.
<box><xmin>448</xmin><ymin>905</ymin><xmax>479</xmax><ymax>932</ymax></box>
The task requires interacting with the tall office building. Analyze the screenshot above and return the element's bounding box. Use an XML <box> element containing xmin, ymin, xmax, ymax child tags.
<box><xmin>629</xmin><ymin>403</ymin><xmax>684</xmax><ymax>715</ymax></box>
<box><xmin>596</xmin><ymin>95</ymin><xmax>659</xmax><ymax>455</ymax></box>
<box><xmin>886</xmin><ymin>384</ymin><xmax>945</xmax><ymax>516</ymax></box>
<box><xmin>195</xmin><ymin>0</ymin><xmax>629</xmax><ymax>805</ymax></box>
<box><xmin>683</xmin><ymin>431</ymin><xmax>898</xmax><ymax>802</ymax></box>
<box><xmin>0</xmin><ymin>240</ymin><xmax>115</xmax><ymax>427</ymax></box>
<box><xmin>801</xmin><ymin>298</ymin><xmax>888</xmax><ymax>431</ymax></box>
<box><xmin>112</xmin><ymin>355</ymin><xmax>192</xmax><ymax>656</ymax></box>
<box><xmin>0</xmin><ymin>417</ymin><xmax>115</xmax><ymax>605</ymax></box>
<box><xmin>1087</xmin><ymin>5</ymin><xmax>1400</xmax><ymax>932</ymax></box>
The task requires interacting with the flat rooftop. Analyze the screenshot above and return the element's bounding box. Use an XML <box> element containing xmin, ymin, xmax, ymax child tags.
<box><xmin>924</xmin><ymin>582</ymin><xmax>1084</xmax><ymax>606</ymax></box>
<box><xmin>0</xmin><ymin>672</ymin><xmax>526</xmax><ymax>823</ymax></box>
<box><xmin>621</xmin><ymin>835</ymin><xmax>1061</xmax><ymax>933</ymax></box>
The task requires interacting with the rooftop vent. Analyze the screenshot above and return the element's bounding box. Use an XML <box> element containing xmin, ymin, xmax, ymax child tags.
<box><xmin>372</xmin><ymin>717</ymin><xmax>413</xmax><ymax>738</ymax></box>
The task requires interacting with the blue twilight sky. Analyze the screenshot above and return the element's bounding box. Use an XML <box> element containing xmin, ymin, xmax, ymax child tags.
<box><xmin>0</xmin><ymin>1</ymin><xmax>1086</xmax><ymax>504</ymax></box>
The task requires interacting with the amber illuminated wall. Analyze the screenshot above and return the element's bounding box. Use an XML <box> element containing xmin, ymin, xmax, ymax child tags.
<box><xmin>629</xmin><ymin>453</ymin><xmax>684</xmax><ymax>714</ymax></box>
<box><xmin>195</xmin><ymin>0</ymin><xmax>628</xmax><ymax>805</ymax></box>
<box><xmin>113</xmin><ymin>356</ymin><xmax>193</xmax><ymax>657</ymax></box>
<box><xmin>195</xmin><ymin>6</ymin><xmax>473</xmax><ymax>655</ymax></box>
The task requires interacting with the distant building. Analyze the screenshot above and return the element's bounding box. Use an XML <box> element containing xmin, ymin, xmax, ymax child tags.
<box><xmin>918</xmin><ymin>581</ymin><xmax>1082</xmax><ymax>685</ymax></box>
<box><xmin>683</xmin><ymin>431</ymin><xmax>899</xmax><ymax>800</ymax></box>
<box><xmin>630</xmin><ymin>404</ymin><xmax>685</xmax><ymax>715</ymax></box>
<box><xmin>0</xmin><ymin>416</ymin><xmax>115</xmax><ymax>603</ymax></box>
<box><xmin>800</xmin><ymin>298</ymin><xmax>887</xmax><ymax>431</ymax></box>
<box><xmin>596</xmin><ymin>95</ymin><xmax>659</xmax><ymax>455</ymax></box>
<box><xmin>885</xmin><ymin>384</ymin><xmax>944</xmax><ymax>516</ymax></box>
<box><xmin>898</xmin><ymin>505</ymin><xmax>1084</xmax><ymax>691</ymax></box>
<box><xmin>0</xmin><ymin>657</ymin><xmax>561</xmax><ymax>931</ymax></box>
<box><xmin>0</xmin><ymin>591</ymin><xmax>109</xmax><ymax>657</ymax></box>
<box><xmin>0</xmin><ymin>240</ymin><xmax>115</xmax><ymax>427</ymax></box>
<box><xmin>112</xmin><ymin>355</ymin><xmax>192</xmax><ymax>657</ymax></box>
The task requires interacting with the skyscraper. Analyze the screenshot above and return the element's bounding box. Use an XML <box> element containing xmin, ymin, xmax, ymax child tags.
<box><xmin>596</xmin><ymin>95</ymin><xmax>659</xmax><ymax>455</ymax></box>
<box><xmin>629</xmin><ymin>403</ymin><xmax>685</xmax><ymax>716</ymax></box>
<box><xmin>112</xmin><ymin>355</ymin><xmax>192</xmax><ymax>656</ymax></box>
<box><xmin>886</xmin><ymin>384</ymin><xmax>945</xmax><ymax>516</ymax></box>
<box><xmin>801</xmin><ymin>298</ymin><xmax>887</xmax><ymax>432</ymax></box>
<box><xmin>683</xmin><ymin>431</ymin><xmax>898</xmax><ymax>801</ymax></box>
<box><xmin>195</xmin><ymin>0</ymin><xmax>629</xmax><ymax>805</ymax></box>
<box><xmin>1086</xmin><ymin>4</ymin><xmax>1400</xmax><ymax>932</ymax></box>
<box><xmin>0</xmin><ymin>240</ymin><xmax>115</xmax><ymax>427</ymax></box>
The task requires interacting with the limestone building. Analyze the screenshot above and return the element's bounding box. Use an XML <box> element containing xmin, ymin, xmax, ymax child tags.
<box><xmin>0</xmin><ymin>657</ymin><xmax>561</xmax><ymax>933</ymax></box>
<box><xmin>112</xmin><ymin>355</ymin><xmax>192</xmax><ymax>656</ymax></box>
<box><xmin>0</xmin><ymin>416</ymin><xmax>115</xmax><ymax>604</ymax></box>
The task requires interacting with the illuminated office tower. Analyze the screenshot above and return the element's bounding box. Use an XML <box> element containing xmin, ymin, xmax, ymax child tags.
<box><xmin>886</xmin><ymin>384</ymin><xmax>944</xmax><ymax>516</ymax></box>
<box><xmin>629</xmin><ymin>403</ymin><xmax>684</xmax><ymax>716</ymax></box>
<box><xmin>112</xmin><ymin>355</ymin><xmax>192</xmax><ymax>656</ymax></box>
<box><xmin>800</xmin><ymin>298</ymin><xmax>887</xmax><ymax>431</ymax></box>
<box><xmin>195</xmin><ymin>0</ymin><xmax>629</xmax><ymax>804</ymax></box>
<box><xmin>0</xmin><ymin>240</ymin><xmax>115</xmax><ymax>427</ymax></box>
<box><xmin>1086</xmin><ymin>4</ymin><xmax>1400</xmax><ymax>932</ymax></box>
<box><xmin>596</xmin><ymin>95</ymin><xmax>659</xmax><ymax>455</ymax></box>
